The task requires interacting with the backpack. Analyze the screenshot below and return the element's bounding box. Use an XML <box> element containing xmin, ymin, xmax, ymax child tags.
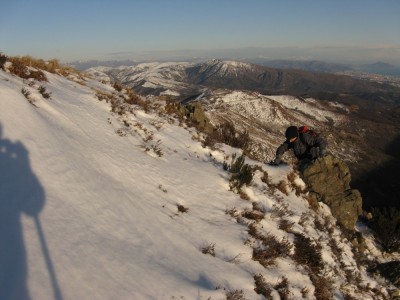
<box><xmin>298</xmin><ymin>126</ymin><xmax>318</xmax><ymax>137</ymax></box>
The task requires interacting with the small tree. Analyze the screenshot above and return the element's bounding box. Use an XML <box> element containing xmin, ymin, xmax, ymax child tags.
<box><xmin>226</xmin><ymin>154</ymin><xmax>254</xmax><ymax>191</ymax></box>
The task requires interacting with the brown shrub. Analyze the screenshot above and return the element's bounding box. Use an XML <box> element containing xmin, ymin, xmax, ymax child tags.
<box><xmin>203</xmin><ymin>121</ymin><xmax>250</xmax><ymax>150</ymax></box>
<box><xmin>273</xmin><ymin>276</ymin><xmax>291</xmax><ymax>300</ymax></box>
<box><xmin>38</xmin><ymin>85</ymin><xmax>51</xmax><ymax>99</ymax></box>
<box><xmin>226</xmin><ymin>290</ymin><xmax>247</xmax><ymax>300</ymax></box>
<box><xmin>9</xmin><ymin>57</ymin><xmax>47</xmax><ymax>81</ymax></box>
<box><xmin>254</xmin><ymin>274</ymin><xmax>273</xmax><ymax>299</ymax></box>
<box><xmin>301</xmin><ymin>286</ymin><xmax>310</xmax><ymax>298</ymax></box>
<box><xmin>94</xmin><ymin>89</ymin><xmax>114</xmax><ymax>102</ymax></box>
<box><xmin>276</xmin><ymin>180</ymin><xmax>289</xmax><ymax>196</ymax></box>
<box><xmin>253</xmin><ymin>234</ymin><xmax>292</xmax><ymax>267</ymax></box>
<box><xmin>309</xmin><ymin>274</ymin><xmax>333</xmax><ymax>300</ymax></box>
<box><xmin>261</xmin><ymin>171</ymin><xmax>270</xmax><ymax>185</ymax></box>
<box><xmin>305</xmin><ymin>193</ymin><xmax>320</xmax><ymax>211</ymax></box>
<box><xmin>125</xmin><ymin>89</ymin><xmax>150</xmax><ymax>112</ymax></box>
<box><xmin>287</xmin><ymin>171</ymin><xmax>303</xmax><ymax>195</ymax></box>
<box><xmin>8</xmin><ymin>56</ymin><xmax>78</xmax><ymax>79</ymax></box>
<box><xmin>293</xmin><ymin>233</ymin><xmax>323</xmax><ymax>272</ymax></box>
<box><xmin>201</xmin><ymin>243</ymin><xmax>216</xmax><ymax>256</ymax></box>
<box><xmin>177</xmin><ymin>204</ymin><xmax>188</xmax><ymax>213</ymax></box>
<box><xmin>278</xmin><ymin>219</ymin><xmax>295</xmax><ymax>232</ymax></box>
<box><xmin>270</xmin><ymin>203</ymin><xmax>294</xmax><ymax>219</ymax></box>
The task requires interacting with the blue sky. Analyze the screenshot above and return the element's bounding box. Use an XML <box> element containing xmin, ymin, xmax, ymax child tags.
<box><xmin>1</xmin><ymin>0</ymin><xmax>399</xmax><ymax>63</ymax></box>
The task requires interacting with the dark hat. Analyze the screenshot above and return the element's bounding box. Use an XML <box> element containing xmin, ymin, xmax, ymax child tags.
<box><xmin>285</xmin><ymin>126</ymin><xmax>299</xmax><ymax>140</ymax></box>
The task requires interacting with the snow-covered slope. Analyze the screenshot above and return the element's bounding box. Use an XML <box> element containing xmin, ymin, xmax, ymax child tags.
<box><xmin>87</xmin><ymin>62</ymin><xmax>199</xmax><ymax>97</ymax></box>
<box><xmin>0</xmin><ymin>69</ymin><xmax>395</xmax><ymax>299</ymax></box>
<box><xmin>199</xmin><ymin>89</ymin><xmax>358</xmax><ymax>164</ymax></box>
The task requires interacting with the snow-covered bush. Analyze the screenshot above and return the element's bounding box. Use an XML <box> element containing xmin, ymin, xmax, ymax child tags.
<box><xmin>21</xmin><ymin>88</ymin><xmax>31</xmax><ymax>99</ymax></box>
<box><xmin>224</xmin><ymin>154</ymin><xmax>254</xmax><ymax>191</ymax></box>
<box><xmin>38</xmin><ymin>85</ymin><xmax>51</xmax><ymax>99</ymax></box>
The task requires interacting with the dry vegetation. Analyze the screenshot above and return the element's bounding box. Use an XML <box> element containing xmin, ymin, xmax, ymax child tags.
<box><xmin>253</xmin><ymin>274</ymin><xmax>273</xmax><ymax>299</ymax></box>
<box><xmin>6</xmin><ymin>55</ymin><xmax>80</xmax><ymax>81</ymax></box>
<box><xmin>252</xmin><ymin>231</ymin><xmax>292</xmax><ymax>267</ymax></box>
<box><xmin>201</xmin><ymin>243</ymin><xmax>216</xmax><ymax>257</ymax></box>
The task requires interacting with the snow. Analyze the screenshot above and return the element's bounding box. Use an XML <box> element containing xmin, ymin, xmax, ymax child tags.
<box><xmin>0</xmin><ymin>69</ymin><xmax>394</xmax><ymax>299</ymax></box>
<box><xmin>205</xmin><ymin>91</ymin><xmax>344</xmax><ymax>129</ymax></box>
<box><xmin>267</xmin><ymin>95</ymin><xmax>343</xmax><ymax>123</ymax></box>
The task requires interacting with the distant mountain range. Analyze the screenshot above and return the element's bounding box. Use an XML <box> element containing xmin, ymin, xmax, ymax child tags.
<box><xmin>353</xmin><ymin>61</ymin><xmax>400</xmax><ymax>76</ymax></box>
<box><xmin>87</xmin><ymin>59</ymin><xmax>400</xmax><ymax>117</ymax></box>
<box><xmin>73</xmin><ymin>58</ymin><xmax>400</xmax><ymax>77</ymax></box>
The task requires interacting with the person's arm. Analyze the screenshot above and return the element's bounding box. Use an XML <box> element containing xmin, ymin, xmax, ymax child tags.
<box><xmin>272</xmin><ymin>141</ymin><xmax>290</xmax><ymax>164</ymax></box>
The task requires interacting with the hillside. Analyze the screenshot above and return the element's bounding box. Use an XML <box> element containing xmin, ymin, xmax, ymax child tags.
<box><xmin>0</xmin><ymin>62</ymin><xmax>399</xmax><ymax>299</ymax></box>
<box><xmin>88</xmin><ymin>60</ymin><xmax>400</xmax><ymax>111</ymax></box>
<box><xmin>88</xmin><ymin>60</ymin><xmax>400</xmax><ymax>212</ymax></box>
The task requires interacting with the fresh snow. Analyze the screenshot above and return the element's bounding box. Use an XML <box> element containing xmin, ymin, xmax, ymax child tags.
<box><xmin>0</xmin><ymin>69</ymin><xmax>393</xmax><ymax>299</ymax></box>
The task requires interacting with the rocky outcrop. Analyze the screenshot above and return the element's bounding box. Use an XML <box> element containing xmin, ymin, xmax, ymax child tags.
<box><xmin>181</xmin><ymin>102</ymin><xmax>214</xmax><ymax>134</ymax></box>
<box><xmin>301</xmin><ymin>155</ymin><xmax>363</xmax><ymax>231</ymax></box>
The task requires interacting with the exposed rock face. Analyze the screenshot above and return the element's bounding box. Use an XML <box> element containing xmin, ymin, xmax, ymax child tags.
<box><xmin>301</xmin><ymin>155</ymin><xmax>363</xmax><ymax>230</ymax></box>
<box><xmin>182</xmin><ymin>102</ymin><xmax>214</xmax><ymax>134</ymax></box>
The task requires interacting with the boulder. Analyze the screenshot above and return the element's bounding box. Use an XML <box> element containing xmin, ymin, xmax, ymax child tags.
<box><xmin>301</xmin><ymin>155</ymin><xmax>363</xmax><ymax>231</ymax></box>
<box><xmin>182</xmin><ymin>102</ymin><xmax>214</xmax><ymax>134</ymax></box>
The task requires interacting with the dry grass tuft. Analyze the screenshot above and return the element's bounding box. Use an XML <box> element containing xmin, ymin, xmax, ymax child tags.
<box><xmin>226</xmin><ymin>290</ymin><xmax>247</xmax><ymax>300</ymax></box>
<box><xmin>293</xmin><ymin>233</ymin><xmax>323</xmax><ymax>272</ymax></box>
<box><xmin>287</xmin><ymin>171</ymin><xmax>303</xmax><ymax>195</ymax></box>
<box><xmin>8</xmin><ymin>56</ymin><xmax>79</xmax><ymax>80</ymax></box>
<box><xmin>253</xmin><ymin>234</ymin><xmax>292</xmax><ymax>267</ymax></box>
<box><xmin>201</xmin><ymin>243</ymin><xmax>216</xmax><ymax>257</ymax></box>
<box><xmin>38</xmin><ymin>85</ymin><xmax>51</xmax><ymax>99</ymax></box>
<box><xmin>273</xmin><ymin>276</ymin><xmax>291</xmax><ymax>300</ymax></box>
<box><xmin>270</xmin><ymin>203</ymin><xmax>294</xmax><ymax>219</ymax></box>
<box><xmin>261</xmin><ymin>171</ymin><xmax>271</xmax><ymax>185</ymax></box>
<box><xmin>278</xmin><ymin>219</ymin><xmax>295</xmax><ymax>232</ymax></box>
<box><xmin>177</xmin><ymin>204</ymin><xmax>188</xmax><ymax>213</ymax></box>
<box><xmin>301</xmin><ymin>286</ymin><xmax>310</xmax><ymax>298</ymax></box>
<box><xmin>309</xmin><ymin>274</ymin><xmax>333</xmax><ymax>300</ymax></box>
<box><xmin>276</xmin><ymin>180</ymin><xmax>289</xmax><ymax>196</ymax></box>
<box><xmin>254</xmin><ymin>274</ymin><xmax>273</xmax><ymax>299</ymax></box>
<box><xmin>305</xmin><ymin>193</ymin><xmax>320</xmax><ymax>211</ymax></box>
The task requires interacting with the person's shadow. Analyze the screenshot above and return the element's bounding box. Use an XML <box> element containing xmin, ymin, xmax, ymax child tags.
<box><xmin>0</xmin><ymin>124</ymin><xmax>54</xmax><ymax>300</ymax></box>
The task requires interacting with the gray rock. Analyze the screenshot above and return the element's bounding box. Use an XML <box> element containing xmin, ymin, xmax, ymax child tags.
<box><xmin>301</xmin><ymin>155</ymin><xmax>363</xmax><ymax>231</ymax></box>
<box><xmin>182</xmin><ymin>102</ymin><xmax>214</xmax><ymax>134</ymax></box>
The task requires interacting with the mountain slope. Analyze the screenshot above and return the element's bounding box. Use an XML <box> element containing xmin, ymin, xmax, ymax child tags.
<box><xmin>88</xmin><ymin>60</ymin><xmax>400</xmax><ymax>110</ymax></box>
<box><xmin>87</xmin><ymin>60</ymin><xmax>400</xmax><ymax>211</ymax></box>
<box><xmin>0</xmin><ymin>68</ymin><xmax>396</xmax><ymax>299</ymax></box>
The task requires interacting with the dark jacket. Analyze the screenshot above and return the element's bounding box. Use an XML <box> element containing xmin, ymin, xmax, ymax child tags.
<box><xmin>276</xmin><ymin>131</ymin><xmax>326</xmax><ymax>161</ymax></box>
